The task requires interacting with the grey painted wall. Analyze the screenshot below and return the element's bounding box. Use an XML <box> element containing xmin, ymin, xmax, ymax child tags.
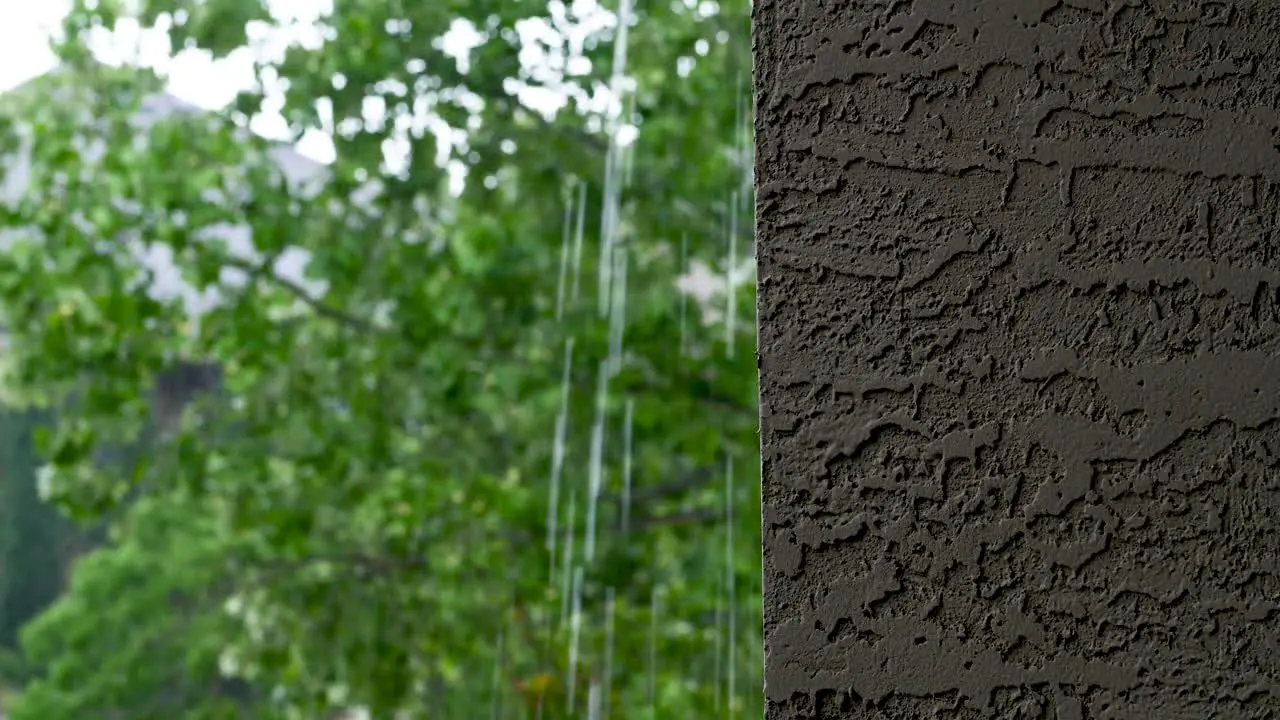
<box><xmin>755</xmin><ymin>3</ymin><xmax>1279</xmax><ymax>718</ymax></box>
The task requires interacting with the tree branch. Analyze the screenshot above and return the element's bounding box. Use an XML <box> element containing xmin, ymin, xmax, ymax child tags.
<box><xmin>220</xmin><ymin>255</ymin><xmax>393</xmax><ymax>336</ymax></box>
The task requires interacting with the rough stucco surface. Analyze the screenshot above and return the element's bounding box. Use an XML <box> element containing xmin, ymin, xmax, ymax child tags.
<box><xmin>753</xmin><ymin>2</ymin><xmax>1280</xmax><ymax>718</ymax></box>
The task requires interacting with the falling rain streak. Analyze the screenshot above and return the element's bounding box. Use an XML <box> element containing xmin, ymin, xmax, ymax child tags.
<box><xmin>548</xmin><ymin>337</ymin><xmax>575</xmax><ymax>582</ymax></box>
<box><xmin>620</xmin><ymin>399</ymin><xmax>633</xmax><ymax>534</ymax></box>
<box><xmin>597</xmin><ymin>0</ymin><xmax>634</xmax><ymax>319</ymax></box>
<box><xmin>571</xmin><ymin>180</ymin><xmax>588</xmax><ymax>305</ymax></box>
<box><xmin>584</xmin><ymin>361</ymin><xmax>608</xmax><ymax>564</ymax></box>
<box><xmin>556</xmin><ymin>185</ymin><xmax>574</xmax><ymax>320</ymax></box>
<box><xmin>601</xmin><ymin>588</ymin><xmax>617</xmax><ymax>719</ymax></box>
<box><xmin>568</xmin><ymin>565</ymin><xmax>586</xmax><ymax>713</ymax></box>
<box><xmin>726</xmin><ymin>188</ymin><xmax>740</xmax><ymax>358</ymax></box>
<box><xmin>533</xmin><ymin>0</ymin><xmax>754</xmax><ymax>716</ymax></box>
<box><xmin>648</xmin><ymin>586</ymin><xmax>661</xmax><ymax>720</ymax></box>
<box><xmin>724</xmin><ymin>453</ymin><xmax>737</xmax><ymax>715</ymax></box>
<box><xmin>561</xmin><ymin>490</ymin><xmax>577</xmax><ymax>629</ymax></box>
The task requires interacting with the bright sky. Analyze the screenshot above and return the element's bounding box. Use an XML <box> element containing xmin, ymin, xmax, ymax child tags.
<box><xmin>0</xmin><ymin>2</ymin><xmax>74</xmax><ymax>93</ymax></box>
<box><xmin>0</xmin><ymin>4</ymin><xmax>62</xmax><ymax>91</ymax></box>
<box><xmin>0</xmin><ymin>0</ymin><xmax>290</xmax><ymax>105</ymax></box>
<box><xmin>0</xmin><ymin>0</ymin><xmax>342</xmax><ymax>158</ymax></box>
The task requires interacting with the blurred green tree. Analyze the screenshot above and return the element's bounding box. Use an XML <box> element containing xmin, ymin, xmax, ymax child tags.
<box><xmin>0</xmin><ymin>0</ymin><xmax>758</xmax><ymax>716</ymax></box>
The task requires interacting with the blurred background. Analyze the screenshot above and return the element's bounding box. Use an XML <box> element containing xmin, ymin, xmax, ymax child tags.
<box><xmin>0</xmin><ymin>0</ymin><xmax>757</xmax><ymax>718</ymax></box>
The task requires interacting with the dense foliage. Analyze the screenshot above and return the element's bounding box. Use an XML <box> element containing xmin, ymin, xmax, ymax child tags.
<box><xmin>0</xmin><ymin>0</ymin><xmax>757</xmax><ymax>717</ymax></box>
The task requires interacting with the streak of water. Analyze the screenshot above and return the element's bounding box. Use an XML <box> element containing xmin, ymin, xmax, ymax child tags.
<box><xmin>713</xmin><ymin>557</ymin><xmax>723</xmax><ymax>715</ymax></box>
<box><xmin>598</xmin><ymin>143</ymin><xmax>619</xmax><ymax>318</ymax></box>
<box><xmin>571</xmin><ymin>180</ymin><xmax>587</xmax><ymax>305</ymax></box>
<box><xmin>648</xmin><ymin>585</ymin><xmax>661</xmax><ymax>720</ymax></box>
<box><xmin>610</xmin><ymin>0</ymin><xmax>634</xmax><ymax>101</ymax></box>
<box><xmin>584</xmin><ymin>361</ymin><xmax>608</xmax><ymax>563</ymax></box>
<box><xmin>598</xmin><ymin>0</ymin><xmax>635</xmax><ymax>317</ymax></box>
<box><xmin>736</xmin><ymin>70</ymin><xmax>752</xmax><ymax>196</ymax></box>
<box><xmin>620</xmin><ymin>398</ymin><xmax>633</xmax><ymax>534</ymax></box>
<box><xmin>556</xmin><ymin>183</ymin><xmax>574</xmax><ymax>320</ymax></box>
<box><xmin>726</xmin><ymin>189</ymin><xmax>739</xmax><ymax>357</ymax></box>
<box><xmin>587</xmin><ymin>680</ymin><xmax>603</xmax><ymax>720</ymax></box>
<box><xmin>726</xmin><ymin>71</ymin><xmax>748</xmax><ymax>359</ymax></box>
<box><xmin>724</xmin><ymin>453</ymin><xmax>737</xmax><ymax>715</ymax></box>
<box><xmin>607</xmin><ymin>243</ymin><xmax>629</xmax><ymax>376</ymax></box>
<box><xmin>623</xmin><ymin>92</ymin><xmax>637</xmax><ymax>189</ymax></box>
<box><xmin>548</xmin><ymin>337</ymin><xmax>576</xmax><ymax>582</ymax></box>
<box><xmin>561</xmin><ymin>490</ymin><xmax>577</xmax><ymax>629</ymax></box>
<box><xmin>568</xmin><ymin>565</ymin><xmax>585</xmax><ymax>715</ymax></box>
<box><xmin>602</xmin><ymin>587</ymin><xmax>616</xmax><ymax>719</ymax></box>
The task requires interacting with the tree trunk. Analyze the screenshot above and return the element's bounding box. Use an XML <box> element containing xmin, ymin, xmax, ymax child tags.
<box><xmin>755</xmin><ymin>2</ymin><xmax>1280</xmax><ymax>717</ymax></box>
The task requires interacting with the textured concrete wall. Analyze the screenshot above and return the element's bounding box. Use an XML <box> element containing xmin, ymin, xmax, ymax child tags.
<box><xmin>754</xmin><ymin>3</ymin><xmax>1280</xmax><ymax>718</ymax></box>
